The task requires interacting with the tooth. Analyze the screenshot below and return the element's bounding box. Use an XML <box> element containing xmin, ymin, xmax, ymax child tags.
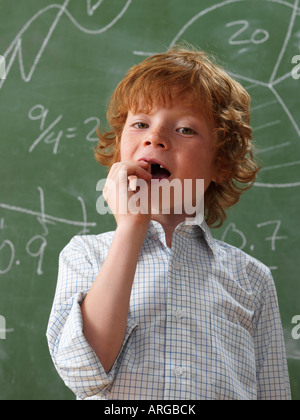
<box><xmin>160</xmin><ymin>165</ymin><xmax>163</xmax><ymax>169</ymax></box>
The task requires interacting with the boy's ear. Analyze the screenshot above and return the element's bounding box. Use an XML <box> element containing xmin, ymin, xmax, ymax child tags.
<box><xmin>210</xmin><ymin>161</ymin><xmax>222</xmax><ymax>184</ymax></box>
<box><xmin>211</xmin><ymin>166</ymin><xmax>232</xmax><ymax>184</ymax></box>
<box><xmin>210</xmin><ymin>168</ymin><xmax>218</xmax><ymax>184</ymax></box>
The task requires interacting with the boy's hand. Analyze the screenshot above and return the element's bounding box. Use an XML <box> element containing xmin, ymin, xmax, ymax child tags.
<box><xmin>83</xmin><ymin>160</ymin><xmax>153</xmax><ymax>373</ymax></box>
<box><xmin>103</xmin><ymin>161</ymin><xmax>152</xmax><ymax>227</ymax></box>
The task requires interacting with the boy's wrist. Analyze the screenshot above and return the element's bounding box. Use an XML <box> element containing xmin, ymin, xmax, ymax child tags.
<box><xmin>116</xmin><ymin>218</ymin><xmax>150</xmax><ymax>240</ymax></box>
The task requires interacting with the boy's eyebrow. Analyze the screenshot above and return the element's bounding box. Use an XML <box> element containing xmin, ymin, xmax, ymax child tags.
<box><xmin>129</xmin><ymin>108</ymin><xmax>204</xmax><ymax>119</ymax></box>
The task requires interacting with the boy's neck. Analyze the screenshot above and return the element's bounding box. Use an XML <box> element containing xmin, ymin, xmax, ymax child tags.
<box><xmin>151</xmin><ymin>213</ymin><xmax>188</xmax><ymax>248</ymax></box>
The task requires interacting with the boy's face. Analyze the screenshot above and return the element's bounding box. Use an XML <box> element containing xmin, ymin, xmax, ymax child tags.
<box><xmin>120</xmin><ymin>96</ymin><xmax>218</xmax><ymax>215</ymax></box>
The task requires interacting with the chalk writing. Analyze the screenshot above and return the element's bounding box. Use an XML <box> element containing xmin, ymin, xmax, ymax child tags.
<box><xmin>226</xmin><ymin>20</ymin><xmax>269</xmax><ymax>46</ymax></box>
<box><xmin>28</xmin><ymin>104</ymin><xmax>100</xmax><ymax>154</ymax></box>
<box><xmin>0</xmin><ymin>0</ymin><xmax>132</xmax><ymax>89</ymax></box>
<box><xmin>256</xmin><ymin>220</ymin><xmax>288</xmax><ymax>252</ymax></box>
<box><xmin>0</xmin><ymin>187</ymin><xmax>97</xmax><ymax>276</ymax></box>
<box><xmin>221</xmin><ymin>220</ymin><xmax>288</xmax><ymax>270</ymax></box>
<box><xmin>87</xmin><ymin>0</ymin><xmax>104</xmax><ymax>16</ymax></box>
<box><xmin>133</xmin><ymin>0</ymin><xmax>300</xmax><ymax>189</ymax></box>
<box><xmin>0</xmin><ymin>239</ymin><xmax>14</xmax><ymax>275</ymax></box>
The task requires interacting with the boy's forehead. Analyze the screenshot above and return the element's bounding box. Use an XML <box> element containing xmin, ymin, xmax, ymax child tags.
<box><xmin>140</xmin><ymin>84</ymin><xmax>189</xmax><ymax>102</ymax></box>
<box><xmin>131</xmin><ymin>88</ymin><xmax>202</xmax><ymax>112</ymax></box>
<box><xmin>129</xmin><ymin>91</ymin><xmax>214</xmax><ymax>125</ymax></box>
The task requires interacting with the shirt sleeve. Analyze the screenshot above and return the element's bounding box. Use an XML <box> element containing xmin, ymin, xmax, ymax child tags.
<box><xmin>46</xmin><ymin>236</ymin><xmax>138</xmax><ymax>400</ymax></box>
<box><xmin>253</xmin><ymin>269</ymin><xmax>291</xmax><ymax>400</ymax></box>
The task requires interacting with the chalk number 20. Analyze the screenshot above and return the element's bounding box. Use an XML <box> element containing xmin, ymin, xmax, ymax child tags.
<box><xmin>226</xmin><ymin>20</ymin><xmax>269</xmax><ymax>45</ymax></box>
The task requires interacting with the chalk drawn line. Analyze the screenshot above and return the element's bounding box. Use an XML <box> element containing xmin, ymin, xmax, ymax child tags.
<box><xmin>133</xmin><ymin>0</ymin><xmax>300</xmax><ymax>188</ymax></box>
<box><xmin>0</xmin><ymin>0</ymin><xmax>132</xmax><ymax>88</ymax></box>
<box><xmin>0</xmin><ymin>202</ymin><xmax>97</xmax><ymax>228</ymax></box>
<box><xmin>1</xmin><ymin>0</ymin><xmax>299</xmax><ymax>189</ymax></box>
<box><xmin>87</xmin><ymin>0</ymin><xmax>104</xmax><ymax>17</ymax></box>
<box><xmin>132</xmin><ymin>0</ymin><xmax>300</xmax><ymax>140</ymax></box>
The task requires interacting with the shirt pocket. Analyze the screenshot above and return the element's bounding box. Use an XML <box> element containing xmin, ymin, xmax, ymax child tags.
<box><xmin>210</xmin><ymin>314</ymin><xmax>257</xmax><ymax>400</ymax></box>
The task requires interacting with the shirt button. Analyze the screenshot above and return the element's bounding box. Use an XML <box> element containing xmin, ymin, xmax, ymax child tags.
<box><xmin>173</xmin><ymin>366</ymin><xmax>184</xmax><ymax>377</ymax></box>
<box><xmin>149</xmin><ymin>225</ymin><xmax>157</xmax><ymax>235</ymax></box>
<box><xmin>173</xmin><ymin>261</ymin><xmax>182</xmax><ymax>270</ymax></box>
<box><xmin>174</xmin><ymin>309</ymin><xmax>185</xmax><ymax>322</ymax></box>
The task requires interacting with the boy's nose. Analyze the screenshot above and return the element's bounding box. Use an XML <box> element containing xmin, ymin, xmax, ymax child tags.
<box><xmin>143</xmin><ymin>128</ymin><xmax>170</xmax><ymax>149</ymax></box>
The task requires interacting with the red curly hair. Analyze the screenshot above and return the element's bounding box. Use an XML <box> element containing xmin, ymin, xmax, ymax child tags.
<box><xmin>95</xmin><ymin>45</ymin><xmax>260</xmax><ymax>227</ymax></box>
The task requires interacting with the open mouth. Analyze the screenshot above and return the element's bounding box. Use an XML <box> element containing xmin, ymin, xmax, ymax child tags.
<box><xmin>150</xmin><ymin>163</ymin><xmax>171</xmax><ymax>180</ymax></box>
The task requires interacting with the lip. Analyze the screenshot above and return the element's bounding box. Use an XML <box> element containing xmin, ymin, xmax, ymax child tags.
<box><xmin>137</xmin><ymin>157</ymin><xmax>171</xmax><ymax>174</ymax></box>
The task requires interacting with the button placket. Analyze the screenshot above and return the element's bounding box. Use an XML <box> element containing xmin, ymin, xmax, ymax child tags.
<box><xmin>173</xmin><ymin>261</ymin><xmax>182</xmax><ymax>271</ymax></box>
<box><xmin>166</xmin><ymin>245</ymin><xmax>190</xmax><ymax>396</ymax></box>
<box><xmin>174</xmin><ymin>309</ymin><xmax>185</xmax><ymax>323</ymax></box>
<box><xmin>173</xmin><ymin>366</ymin><xmax>185</xmax><ymax>378</ymax></box>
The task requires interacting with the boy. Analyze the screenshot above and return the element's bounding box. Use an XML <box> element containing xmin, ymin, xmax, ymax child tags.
<box><xmin>47</xmin><ymin>46</ymin><xmax>291</xmax><ymax>400</ymax></box>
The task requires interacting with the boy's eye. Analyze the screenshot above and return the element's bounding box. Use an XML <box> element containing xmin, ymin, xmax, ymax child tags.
<box><xmin>177</xmin><ymin>127</ymin><xmax>197</xmax><ymax>135</ymax></box>
<box><xmin>133</xmin><ymin>122</ymin><xmax>149</xmax><ymax>129</ymax></box>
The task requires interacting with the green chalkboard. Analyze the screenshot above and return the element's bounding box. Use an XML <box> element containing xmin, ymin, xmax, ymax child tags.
<box><xmin>0</xmin><ymin>0</ymin><xmax>299</xmax><ymax>400</ymax></box>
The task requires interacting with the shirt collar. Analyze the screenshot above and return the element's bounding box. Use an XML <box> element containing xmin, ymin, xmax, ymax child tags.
<box><xmin>146</xmin><ymin>214</ymin><xmax>217</xmax><ymax>257</ymax></box>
